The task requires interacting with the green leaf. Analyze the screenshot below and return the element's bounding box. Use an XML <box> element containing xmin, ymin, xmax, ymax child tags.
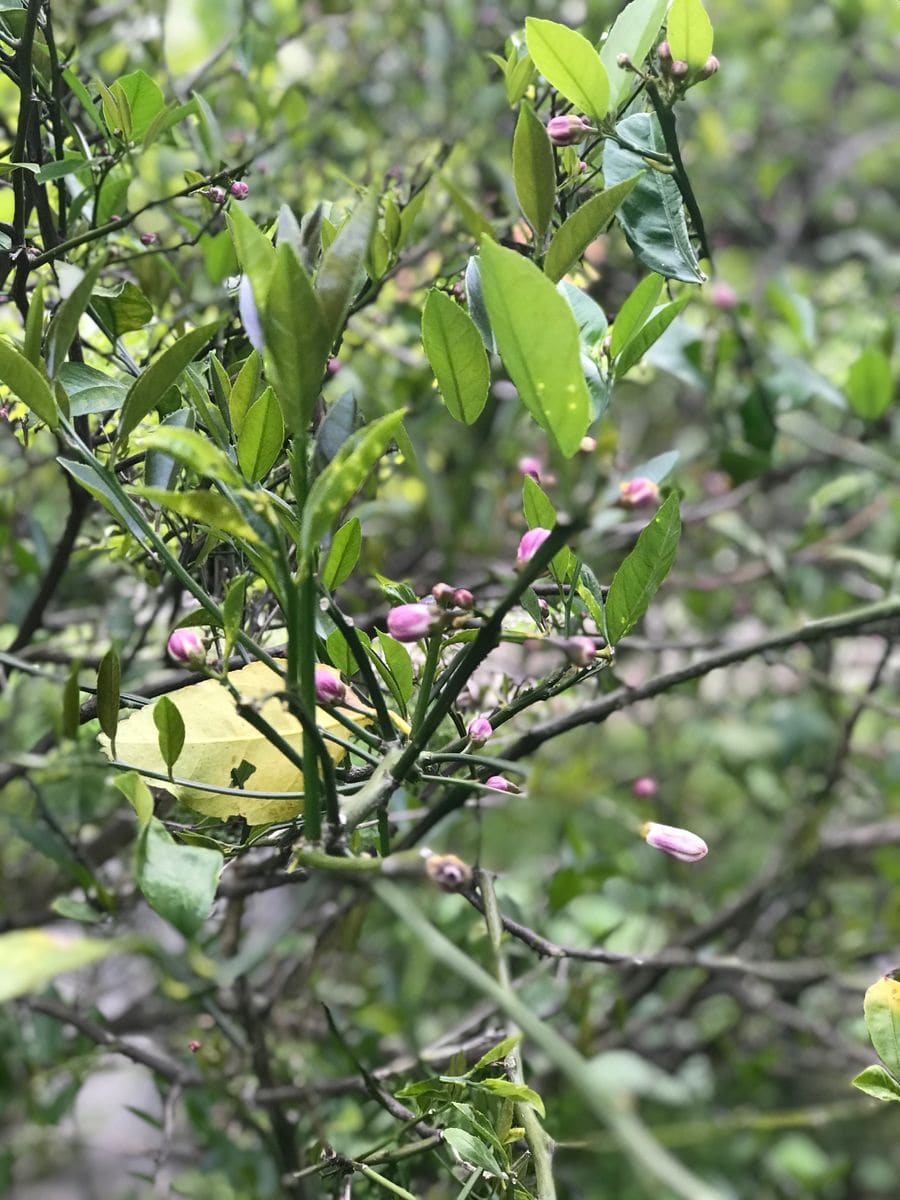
<box><xmin>478</xmin><ymin>238</ymin><xmax>591</xmax><ymax>457</ymax></box>
<box><xmin>610</xmin><ymin>273</ymin><xmax>663</xmax><ymax>357</ymax></box>
<box><xmin>0</xmin><ymin>929</ymin><xmax>124</xmax><ymax>1003</ymax></box>
<box><xmin>525</xmin><ymin>18</ymin><xmax>610</xmax><ymax>121</ymax></box>
<box><xmin>615</xmin><ymin>296</ymin><xmax>689</xmax><ymax>377</ymax></box>
<box><xmin>35</xmin><ymin>156</ymin><xmax>89</xmax><ymax>184</ymax></box>
<box><xmin>847</xmin><ymin>347</ymin><xmax>892</xmax><ymax>420</ymax></box>
<box><xmin>666</xmin><ymin>0</ymin><xmax>714</xmax><ymax>70</ymax></box>
<box><xmin>0</xmin><ymin>338</ymin><xmax>58</xmax><ymax>428</ymax></box>
<box><xmin>99</xmin><ymin>79</ymin><xmax>130</xmax><ymax>139</ymax></box>
<box><xmin>262</xmin><ymin>243</ymin><xmax>330</xmax><ymax>437</ymax></box>
<box><xmin>113</xmin><ymin>770</ymin><xmax>154</xmax><ymax>828</ymax></box>
<box><xmin>523</xmin><ymin>476</ymin><xmax>571</xmax><ymax>583</ymax></box>
<box><xmin>222</xmin><ymin>575</ymin><xmax>246</xmax><ymax>661</ymax></box>
<box><xmin>115</xmin><ymin>69</ymin><xmax>165</xmax><ymax>140</ymax></box>
<box><xmin>136</xmin><ymin>818</ymin><xmax>223</xmax><ymax>938</ymax></box>
<box><xmin>227</xmin><ymin>206</ymin><xmax>276</xmax><ymax>304</ymax></box>
<box><xmin>851</xmin><ymin>1064</ymin><xmax>900</xmax><ymax>1103</ymax></box>
<box><xmin>58</xmin><ymin>457</ymin><xmax>145</xmax><ymax>538</ymax></box>
<box><xmin>443</xmin><ymin>176</ymin><xmax>494</xmax><ymax>242</ymax></box>
<box><xmin>62</xmin><ymin>67</ymin><xmax>105</xmax><ymax>133</ymax></box>
<box><xmin>506</xmin><ymin>51</ymin><xmax>535</xmax><ymax>106</ymax></box>
<box><xmin>229</xmin><ymin>350</ymin><xmax>260</xmax><ymax>434</ymax></box>
<box><xmin>118</xmin><ymin>321</ymin><xmax>220</xmax><ymax>443</ymax></box>
<box><xmin>326</xmin><ymin>628</ymin><xmax>356</xmax><ymax>677</ymax></box>
<box><xmin>559</xmin><ymin>281</ymin><xmax>608</xmax><ymax>347</ymax></box>
<box><xmin>442</xmin><ymin>1127</ymin><xmax>505</xmax><ymax>1178</ymax></box>
<box><xmin>237</xmin><ymin>386</ymin><xmax>284</xmax><ymax>482</ymax></box>
<box><xmin>544</xmin><ymin>175</ymin><xmax>643</xmax><ymax>282</ymax></box>
<box><xmin>601</xmin><ymin>0</ymin><xmax>670</xmax><ymax>109</ymax></box>
<box><xmin>374</xmin><ymin>634</ymin><xmax>414</xmax><ymax>709</ymax></box>
<box><xmin>471</xmin><ymin>1034</ymin><xmax>522</xmax><ymax>1072</ymax></box>
<box><xmin>62</xmin><ymin>661</ymin><xmax>82</xmax><ymax>740</ymax></box>
<box><xmin>23</xmin><ymin>281</ymin><xmax>45</xmax><ymax>366</ymax></box>
<box><xmin>97</xmin><ymin>647</ymin><xmax>121</xmax><ymax>753</ymax></box>
<box><xmin>136</xmin><ymin>426</ymin><xmax>242</xmax><ymax>488</ymax></box>
<box><xmin>603</xmin><ymin>114</ymin><xmax>705</xmax><ymax>283</ymax></box>
<box><xmin>133</xmin><ymin>487</ymin><xmax>259</xmax><ymax>542</ymax></box>
<box><xmin>153</xmin><ymin>695</ymin><xmax>186</xmax><ymax>775</ymax></box>
<box><xmin>864</xmin><ymin>975</ymin><xmax>900</xmax><ymax>1081</ymax></box>
<box><xmin>143</xmin><ymin>99</ymin><xmax>196</xmax><ymax>148</ymax></box>
<box><xmin>315</xmin><ymin>193</ymin><xmax>377</xmax><ymax>342</ymax></box>
<box><xmin>299</xmin><ymin>410</ymin><xmax>405</xmax><ymax>563</ymax></box>
<box><xmin>91</xmin><ymin>281</ymin><xmax>154</xmax><ymax>337</ymax></box>
<box><xmin>512</xmin><ymin>102</ymin><xmax>556</xmax><ymax>242</ymax></box>
<box><xmin>464</xmin><ymin>256</ymin><xmax>496</xmax><ymax>353</ymax></box>
<box><xmin>476</xmin><ymin>1078</ymin><xmax>546</xmax><ymax>1118</ymax></box>
<box><xmin>323</xmin><ymin>517</ymin><xmax>362</xmax><ymax>589</ymax></box>
<box><xmin>421</xmin><ymin>289</ymin><xmax>490</xmax><ymax>425</ymax></box>
<box><xmin>605</xmin><ymin>493</ymin><xmax>681</xmax><ymax>644</ymax></box>
<box><xmin>143</xmin><ymin>407</ymin><xmax>194</xmax><ymax>492</ymax></box>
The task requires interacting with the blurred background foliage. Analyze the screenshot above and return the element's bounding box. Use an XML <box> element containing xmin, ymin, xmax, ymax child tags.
<box><xmin>1</xmin><ymin>0</ymin><xmax>899</xmax><ymax>1196</ymax></box>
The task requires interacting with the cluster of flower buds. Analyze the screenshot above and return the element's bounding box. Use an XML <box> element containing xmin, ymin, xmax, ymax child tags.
<box><xmin>546</xmin><ymin>114</ymin><xmax>595</xmax><ymax>147</ymax></box>
<box><xmin>431</xmin><ymin>582</ymin><xmax>474</xmax><ymax>610</ymax></box>
<box><xmin>641</xmin><ymin>820</ymin><xmax>708</xmax><ymax>863</ymax></box>
<box><xmin>657</xmin><ymin>41</ymin><xmax>719</xmax><ymax>88</ymax></box>
<box><xmin>314</xmin><ymin>665</ymin><xmax>346</xmax><ymax>705</ymax></box>
<box><xmin>167</xmin><ymin>627</ymin><xmax>206</xmax><ymax>668</ymax></box>
<box><xmin>617</xmin><ymin>477</ymin><xmax>660</xmax><ymax>509</ymax></box>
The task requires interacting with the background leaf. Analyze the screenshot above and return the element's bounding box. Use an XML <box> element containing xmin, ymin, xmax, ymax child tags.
<box><xmin>605</xmin><ymin>494</ymin><xmax>681</xmax><ymax>644</ymax></box>
<box><xmin>421</xmin><ymin>289</ymin><xmax>490</xmax><ymax>424</ymax></box>
<box><xmin>512</xmin><ymin>102</ymin><xmax>556</xmax><ymax>242</ymax></box>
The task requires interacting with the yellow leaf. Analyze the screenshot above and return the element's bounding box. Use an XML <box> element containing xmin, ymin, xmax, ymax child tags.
<box><xmin>99</xmin><ymin>662</ymin><xmax>366</xmax><ymax>823</ymax></box>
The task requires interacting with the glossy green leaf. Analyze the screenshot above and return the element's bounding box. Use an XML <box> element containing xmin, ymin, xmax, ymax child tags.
<box><xmin>847</xmin><ymin>347</ymin><xmax>892</xmax><ymax>419</ymax></box>
<box><xmin>62</xmin><ymin>661</ymin><xmax>82</xmax><ymax>740</ymax></box>
<box><xmin>442</xmin><ymin>1127</ymin><xmax>505</xmax><ymax>1177</ymax></box>
<box><xmin>315</xmin><ymin>390</ymin><xmax>358</xmax><ymax>466</ymax></box>
<box><xmin>91</xmin><ymin>281</ymin><xmax>154</xmax><ymax>337</ymax></box>
<box><xmin>506</xmin><ymin>51</ymin><xmax>535</xmax><ymax>106</ymax></box>
<box><xmin>601</xmin><ymin>0</ymin><xmax>670</xmax><ymax>109</ymax></box>
<box><xmin>227</xmin><ymin>206</ymin><xmax>276</xmax><ymax>304</ymax></box>
<box><xmin>544</xmin><ymin>175</ymin><xmax>643</xmax><ymax>282</ymax></box>
<box><xmin>476</xmin><ymin>1078</ymin><xmax>546</xmax><ymax>1118</ymax></box>
<box><xmin>374</xmin><ymin>634</ymin><xmax>414</xmax><ymax>709</ymax></box>
<box><xmin>525</xmin><ymin>18</ymin><xmax>610</xmax><ymax>121</ymax></box>
<box><xmin>113</xmin><ymin>769</ymin><xmax>154</xmax><ymax>828</ymax></box>
<box><xmin>315</xmin><ymin>192</ymin><xmax>377</xmax><ymax>342</ymax></box>
<box><xmin>137</xmin><ymin>425</ymin><xmax>242</xmax><ymax>487</ymax></box>
<box><xmin>238</xmin><ymin>386</ymin><xmax>284</xmax><ymax>482</ymax></box>
<box><xmin>615</xmin><ymin>296</ymin><xmax>689</xmax><ymax>377</ymax></box>
<box><xmin>133</xmin><ymin>487</ymin><xmax>259</xmax><ymax>541</ymax></box>
<box><xmin>300</xmin><ymin>410</ymin><xmax>405</xmax><ymax>563</ymax></box>
<box><xmin>471</xmin><ymin>1034</ymin><xmax>522</xmax><ymax>1072</ymax></box>
<box><xmin>97</xmin><ymin>646</ymin><xmax>121</xmax><ymax>752</ymax></box>
<box><xmin>136</xmin><ymin>817</ymin><xmax>223</xmax><ymax>938</ymax></box>
<box><xmin>421</xmin><ymin>289</ymin><xmax>490</xmax><ymax>425</ymax></box>
<box><xmin>229</xmin><ymin>350</ymin><xmax>260</xmax><ymax>434</ymax></box>
<box><xmin>323</xmin><ymin>517</ymin><xmax>362</xmax><ymax>589</ymax></box>
<box><xmin>478</xmin><ymin>238</ymin><xmax>591</xmax><ymax>457</ymax></box>
<box><xmin>610</xmin><ymin>274</ymin><xmax>662</xmax><ymax>359</ymax></box>
<box><xmin>262</xmin><ymin>243</ymin><xmax>330</xmax><ymax>437</ymax></box>
<box><xmin>46</xmin><ymin>263</ymin><xmax>102</xmax><ymax>378</ymax></box>
<box><xmin>58</xmin><ymin>457</ymin><xmax>144</xmax><ymax>538</ymax></box>
<box><xmin>523</xmin><ymin>476</ymin><xmax>572</xmax><ymax>583</ymax></box>
<box><xmin>23</xmin><ymin>281</ymin><xmax>45</xmax><ymax>366</ymax></box>
<box><xmin>603</xmin><ymin>114</ymin><xmax>705</xmax><ymax>283</ymax></box>
<box><xmin>559</xmin><ymin>281</ymin><xmax>608</xmax><ymax>347</ymax></box>
<box><xmin>0</xmin><ymin>929</ymin><xmax>124</xmax><ymax>1003</ymax></box>
<box><xmin>666</xmin><ymin>0</ymin><xmax>714</xmax><ymax>70</ymax></box>
<box><xmin>464</xmin><ymin>256</ymin><xmax>496</xmax><ymax>353</ymax></box>
<box><xmin>0</xmin><ymin>338</ymin><xmax>58</xmax><ymax>429</ymax></box>
<box><xmin>115</xmin><ymin>69</ymin><xmax>165</xmax><ymax>140</ymax></box>
<box><xmin>118</xmin><ymin>321</ymin><xmax>220</xmax><ymax>443</ymax></box>
<box><xmin>144</xmin><ymin>407</ymin><xmax>194</xmax><ymax>492</ymax></box>
<box><xmin>864</xmin><ymin>975</ymin><xmax>900</xmax><ymax>1081</ymax></box>
<box><xmin>512</xmin><ymin>102</ymin><xmax>555</xmax><ymax>242</ymax></box>
<box><xmin>153</xmin><ymin>695</ymin><xmax>185</xmax><ymax>775</ymax></box>
<box><xmin>852</xmin><ymin>1064</ymin><xmax>900</xmax><ymax>1103</ymax></box>
<box><xmin>605</xmin><ymin>493</ymin><xmax>681</xmax><ymax>644</ymax></box>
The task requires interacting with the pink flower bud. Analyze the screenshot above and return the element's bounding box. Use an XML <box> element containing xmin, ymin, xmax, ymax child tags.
<box><xmin>327</xmin><ymin>357</ymin><xmax>342</xmax><ymax>375</ymax></box>
<box><xmin>657</xmin><ymin>41</ymin><xmax>671</xmax><ymax>61</ymax></box>
<box><xmin>580</xmin><ymin>436</ymin><xmax>597</xmax><ymax>452</ymax></box>
<box><xmin>517</xmin><ymin>455</ymin><xmax>543</xmax><ymax>482</ymax></box>
<box><xmin>167</xmin><ymin>627</ymin><xmax>205</xmax><ymax>666</ymax></box>
<box><xmin>516</xmin><ymin>526</ymin><xmax>552</xmax><ymax>567</ymax></box>
<box><xmin>618</xmin><ymin>478</ymin><xmax>660</xmax><ymax>509</ymax></box>
<box><xmin>546</xmin><ymin>115</ymin><xmax>595</xmax><ymax>147</ymax></box>
<box><xmin>314</xmin><ymin>665</ymin><xmax>346</xmax><ymax>705</ymax></box>
<box><xmin>205</xmin><ymin>186</ymin><xmax>226</xmax><ymax>204</ymax></box>
<box><xmin>616</xmin><ymin>53</ymin><xmax>633</xmax><ymax>69</ymax></box>
<box><xmin>641</xmin><ymin>821</ymin><xmax>708</xmax><ymax>863</ymax></box>
<box><xmin>697</xmin><ymin>54</ymin><xmax>719</xmax><ymax>80</ymax></box>
<box><xmin>188</xmin><ymin>1039</ymin><xmax>202</xmax><ymax>1053</ymax></box>
<box><xmin>485</xmin><ymin>774</ymin><xmax>519</xmax><ymax>793</ymax></box>
<box><xmin>670</xmin><ymin>60</ymin><xmax>689</xmax><ymax>79</ymax></box>
<box><xmin>139</xmin><ymin>232</ymin><xmax>157</xmax><ymax>246</ymax></box>
<box><xmin>230</xmin><ymin>180</ymin><xmax>250</xmax><ymax>200</ymax></box>
<box><xmin>467</xmin><ymin>716</ymin><xmax>493</xmax><ymax>746</ymax></box>
<box><xmin>431</xmin><ymin>582</ymin><xmax>456</xmax><ymax>606</ymax></box>
<box><xmin>710</xmin><ymin>282</ymin><xmax>738</xmax><ymax>310</ymax></box>
<box><xmin>632</xmin><ymin>776</ymin><xmax>658</xmax><ymax>798</ymax></box>
<box><xmin>452</xmin><ymin>588</ymin><xmax>474</xmax><ymax>610</ymax></box>
<box><xmin>578</xmin><ymin>160</ymin><xmax>587</xmax><ymax>173</ymax></box>
<box><xmin>561</xmin><ymin>636</ymin><xmax>596</xmax><ymax>667</ymax></box>
<box><xmin>386</xmin><ymin>603</ymin><xmax>443</xmax><ymax>642</ymax></box>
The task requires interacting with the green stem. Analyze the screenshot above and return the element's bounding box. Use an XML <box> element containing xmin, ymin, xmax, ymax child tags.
<box><xmin>411</xmin><ymin>634</ymin><xmax>442</xmax><ymax>734</ymax></box>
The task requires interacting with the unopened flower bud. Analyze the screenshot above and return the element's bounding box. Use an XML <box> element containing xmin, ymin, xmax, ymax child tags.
<box><xmin>517</xmin><ymin>455</ymin><xmax>543</xmax><ymax>482</ymax></box>
<box><xmin>546</xmin><ymin>115</ymin><xmax>595</xmax><ymax>147</ymax></box>
<box><xmin>632</xmin><ymin>776</ymin><xmax>658</xmax><ymax>798</ymax></box>
<box><xmin>657</xmin><ymin>41</ymin><xmax>671</xmax><ymax>61</ymax></box>
<box><xmin>188</xmin><ymin>1039</ymin><xmax>202</xmax><ymax>1053</ymax></box>
<box><xmin>139</xmin><ymin>232</ymin><xmax>157</xmax><ymax>246</ymax></box>
<box><xmin>485</xmin><ymin>774</ymin><xmax>520</xmax><ymax>793</ymax></box>
<box><xmin>710</xmin><ymin>281</ymin><xmax>738</xmax><ymax>310</ymax></box>
<box><xmin>467</xmin><ymin>716</ymin><xmax>493</xmax><ymax>746</ymax></box>
<box><xmin>561</xmin><ymin>636</ymin><xmax>596</xmax><ymax>667</ymax></box>
<box><xmin>205</xmin><ymin>186</ymin><xmax>226</xmax><ymax>204</ymax></box>
<box><xmin>616</xmin><ymin>53</ymin><xmax>633</xmax><ymax>69</ymax></box>
<box><xmin>641</xmin><ymin>821</ymin><xmax>708</xmax><ymax>863</ymax></box>
<box><xmin>230</xmin><ymin>180</ymin><xmax>250</xmax><ymax>200</ymax></box>
<box><xmin>618</xmin><ymin>477</ymin><xmax>660</xmax><ymax>508</ymax></box>
<box><xmin>580</xmin><ymin>435</ymin><xmax>597</xmax><ymax>452</ymax></box>
<box><xmin>452</xmin><ymin>588</ymin><xmax>474</xmax><ymax>610</ymax></box>
<box><xmin>314</xmin><ymin>665</ymin><xmax>346</xmax><ymax>705</ymax></box>
<box><xmin>386</xmin><ymin>602</ymin><xmax>444</xmax><ymax>642</ymax></box>
<box><xmin>425</xmin><ymin>852</ymin><xmax>472</xmax><ymax>893</ymax></box>
<box><xmin>431</xmin><ymin>582</ymin><xmax>456</xmax><ymax>606</ymax></box>
<box><xmin>538</xmin><ymin>597</ymin><xmax>549</xmax><ymax>618</ymax></box>
<box><xmin>578</xmin><ymin>160</ymin><xmax>587</xmax><ymax>173</ymax></box>
<box><xmin>516</xmin><ymin>526</ymin><xmax>552</xmax><ymax>567</ymax></box>
<box><xmin>697</xmin><ymin>54</ymin><xmax>719</xmax><ymax>80</ymax></box>
<box><xmin>670</xmin><ymin>59</ymin><xmax>689</xmax><ymax>79</ymax></box>
<box><xmin>167</xmin><ymin>627</ymin><xmax>206</xmax><ymax>666</ymax></box>
<box><xmin>327</xmin><ymin>357</ymin><xmax>342</xmax><ymax>375</ymax></box>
